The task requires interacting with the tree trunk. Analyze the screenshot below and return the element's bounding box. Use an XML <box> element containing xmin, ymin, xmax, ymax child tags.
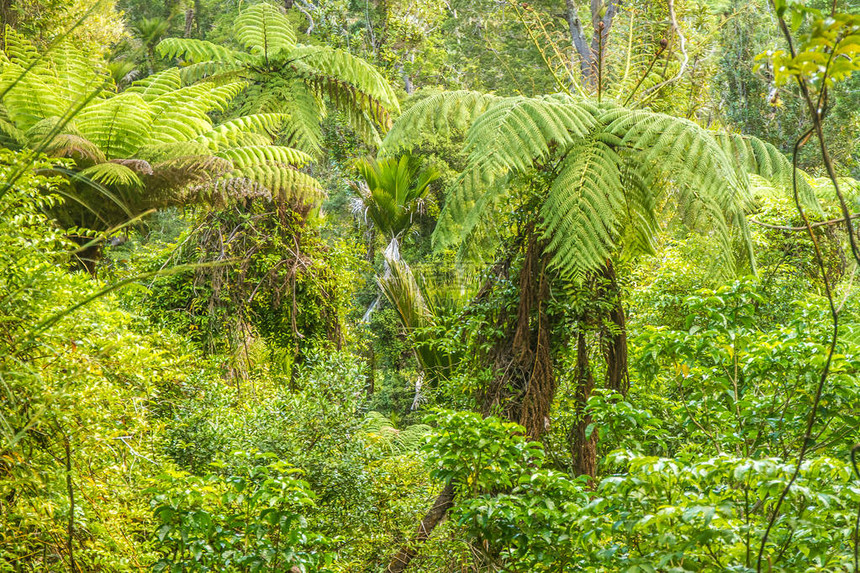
<box><xmin>386</xmin><ymin>483</ymin><xmax>455</xmax><ymax>573</ymax></box>
<box><xmin>569</xmin><ymin>330</ymin><xmax>597</xmax><ymax>478</ymax></box>
<box><xmin>563</xmin><ymin>0</ymin><xmax>618</xmax><ymax>91</ymax></box>
<box><xmin>0</xmin><ymin>0</ymin><xmax>15</xmax><ymax>40</ymax></box>
<box><xmin>183</xmin><ymin>7</ymin><xmax>195</xmax><ymax>37</ymax></box>
<box><xmin>600</xmin><ymin>261</ymin><xmax>629</xmax><ymax>395</ymax></box>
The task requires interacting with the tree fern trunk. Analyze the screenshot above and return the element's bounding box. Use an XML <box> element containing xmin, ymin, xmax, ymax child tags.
<box><xmin>570</xmin><ymin>330</ymin><xmax>597</xmax><ymax>478</ymax></box>
<box><xmin>600</xmin><ymin>261</ymin><xmax>629</xmax><ymax>395</ymax></box>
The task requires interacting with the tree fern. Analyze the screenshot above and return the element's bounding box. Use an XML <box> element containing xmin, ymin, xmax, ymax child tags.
<box><xmin>156</xmin><ymin>3</ymin><xmax>399</xmax><ymax>155</ymax></box>
<box><xmin>0</xmin><ymin>35</ymin><xmax>327</xmax><ymax>238</ymax></box>
<box><xmin>362</xmin><ymin>411</ymin><xmax>431</xmax><ymax>455</ymax></box>
<box><xmin>382</xmin><ymin>91</ymin><xmax>814</xmax><ymax>278</ymax></box>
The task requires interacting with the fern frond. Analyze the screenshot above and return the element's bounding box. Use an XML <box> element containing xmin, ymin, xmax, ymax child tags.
<box><xmin>542</xmin><ymin>137</ymin><xmax>625</xmax><ymax>275</ymax></box>
<box><xmin>111</xmin><ymin>158</ymin><xmax>154</xmax><ymax>176</ymax></box>
<box><xmin>125</xmin><ymin>68</ymin><xmax>182</xmax><ymax>101</ymax></box>
<box><xmin>0</xmin><ymin>62</ymin><xmax>66</xmax><ymax>131</ymax></box>
<box><xmin>25</xmin><ymin>118</ymin><xmax>106</xmax><ymax>162</ymax></box>
<box><xmin>232</xmin><ymin>163</ymin><xmax>323</xmax><ymax>204</ymax></box>
<box><xmin>235</xmin><ymin>3</ymin><xmax>296</xmax><ymax>61</ymax></box>
<box><xmin>174</xmin><ymin>60</ymin><xmax>245</xmax><ymax>85</ymax></box>
<box><xmin>290</xmin><ymin>45</ymin><xmax>400</xmax><ymax>128</ymax></box>
<box><xmin>186</xmin><ymin>177</ymin><xmax>272</xmax><ymax>207</ymax></box>
<box><xmin>380</xmin><ymin>90</ymin><xmax>497</xmax><ymax>156</ymax></box>
<box><xmin>716</xmin><ymin>132</ymin><xmax>821</xmax><ymax>214</ymax></box>
<box><xmin>148</xmin><ymin>155</ymin><xmax>233</xmax><ymax>196</ymax></box>
<box><xmin>0</xmin><ymin>103</ymin><xmax>25</xmax><ymax>147</ymax></box>
<box><xmin>464</xmin><ymin>95</ymin><xmax>599</xmax><ymax>177</ymax></box>
<box><xmin>264</xmin><ymin>79</ymin><xmax>324</xmax><ymax>155</ymax></box>
<box><xmin>197</xmin><ymin>113</ymin><xmax>287</xmax><ymax>147</ymax></box>
<box><xmin>218</xmin><ymin>145</ymin><xmax>312</xmax><ymax>168</ymax></box>
<box><xmin>137</xmin><ymin>141</ymin><xmax>216</xmax><ymax>163</ymax></box>
<box><xmin>147</xmin><ymin>104</ymin><xmax>213</xmax><ymax>146</ymax></box>
<box><xmin>76</xmin><ymin>92</ymin><xmax>152</xmax><ymax>158</ymax></box>
<box><xmin>157</xmin><ymin>37</ymin><xmax>246</xmax><ymax>65</ymax></box>
<box><xmin>80</xmin><ymin>162</ymin><xmax>144</xmax><ymax>188</ymax></box>
<box><xmin>48</xmin><ymin>42</ymin><xmax>107</xmax><ymax>106</ymax></box>
<box><xmin>362</xmin><ymin>411</ymin><xmax>431</xmax><ymax>455</ymax></box>
<box><xmin>3</xmin><ymin>27</ymin><xmax>40</xmax><ymax>67</ymax></box>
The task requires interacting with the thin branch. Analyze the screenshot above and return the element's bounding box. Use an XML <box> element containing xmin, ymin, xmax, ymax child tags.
<box><xmin>749</xmin><ymin>213</ymin><xmax>860</xmax><ymax>231</ymax></box>
<box><xmin>755</xmin><ymin>126</ymin><xmax>839</xmax><ymax>573</ymax></box>
<box><xmin>640</xmin><ymin>0</ymin><xmax>689</xmax><ymax>97</ymax></box>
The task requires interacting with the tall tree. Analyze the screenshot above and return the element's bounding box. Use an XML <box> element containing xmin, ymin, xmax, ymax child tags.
<box><xmin>379</xmin><ymin>90</ymin><xmax>815</xmax><ymax>570</ymax></box>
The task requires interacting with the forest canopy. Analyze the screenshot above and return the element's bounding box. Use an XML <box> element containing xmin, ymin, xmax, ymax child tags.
<box><xmin>1</xmin><ymin>0</ymin><xmax>859</xmax><ymax>572</ymax></box>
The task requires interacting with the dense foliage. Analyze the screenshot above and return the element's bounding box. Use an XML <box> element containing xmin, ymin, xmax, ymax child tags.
<box><xmin>1</xmin><ymin>1</ymin><xmax>859</xmax><ymax>572</ymax></box>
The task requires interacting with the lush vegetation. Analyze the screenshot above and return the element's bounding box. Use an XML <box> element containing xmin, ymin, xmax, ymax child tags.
<box><xmin>1</xmin><ymin>0</ymin><xmax>859</xmax><ymax>571</ymax></box>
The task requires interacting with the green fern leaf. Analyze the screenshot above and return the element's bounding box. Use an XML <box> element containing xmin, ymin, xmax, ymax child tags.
<box><xmin>235</xmin><ymin>3</ymin><xmax>296</xmax><ymax>62</ymax></box>
<box><xmin>125</xmin><ymin>68</ymin><xmax>182</xmax><ymax>101</ymax></box>
<box><xmin>381</xmin><ymin>90</ymin><xmax>497</xmax><ymax>156</ymax></box>
<box><xmin>218</xmin><ymin>145</ymin><xmax>312</xmax><ymax>168</ymax></box>
<box><xmin>197</xmin><ymin>113</ymin><xmax>288</xmax><ymax>147</ymax></box>
<box><xmin>80</xmin><ymin>162</ymin><xmax>143</xmax><ymax>188</ymax></box>
<box><xmin>157</xmin><ymin>37</ymin><xmax>246</xmax><ymax>65</ymax></box>
<box><xmin>76</xmin><ymin>92</ymin><xmax>152</xmax><ymax>158</ymax></box>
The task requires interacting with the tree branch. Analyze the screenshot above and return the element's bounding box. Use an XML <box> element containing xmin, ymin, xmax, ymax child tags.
<box><xmin>386</xmin><ymin>483</ymin><xmax>455</xmax><ymax>573</ymax></box>
<box><xmin>749</xmin><ymin>213</ymin><xmax>860</xmax><ymax>231</ymax></box>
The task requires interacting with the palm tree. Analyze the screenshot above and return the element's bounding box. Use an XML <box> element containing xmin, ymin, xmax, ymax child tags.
<box><xmin>157</xmin><ymin>2</ymin><xmax>400</xmax><ymax>156</ymax></box>
<box><xmin>0</xmin><ymin>31</ymin><xmax>321</xmax><ymax>270</ymax></box>
<box><xmin>351</xmin><ymin>155</ymin><xmax>439</xmax><ymax>260</ymax></box>
<box><xmin>378</xmin><ymin>91</ymin><xmax>816</xmax><ymax>572</ymax></box>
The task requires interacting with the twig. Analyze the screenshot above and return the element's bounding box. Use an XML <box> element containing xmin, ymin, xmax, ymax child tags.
<box><xmin>640</xmin><ymin>0</ymin><xmax>689</xmax><ymax>97</ymax></box>
<box><xmin>749</xmin><ymin>213</ymin><xmax>860</xmax><ymax>231</ymax></box>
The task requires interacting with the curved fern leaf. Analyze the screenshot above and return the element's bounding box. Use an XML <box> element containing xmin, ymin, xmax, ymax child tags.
<box><xmin>232</xmin><ymin>163</ymin><xmax>323</xmax><ymax>204</ymax></box>
<box><xmin>290</xmin><ymin>45</ymin><xmax>400</xmax><ymax>126</ymax></box>
<box><xmin>381</xmin><ymin>90</ymin><xmax>497</xmax><ymax>156</ymax></box>
<box><xmin>716</xmin><ymin>132</ymin><xmax>822</xmax><ymax>215</ymax></box>
<box><xmin>218</xmin><ymin>145</ymin><xmax>312</xmax><ymax>168</ymax></box>
<box><xmin>157</xmin><ymin>37</ymin><xmax>245</xmax><ymax>65</ymax></box>
<box><xmin>235</xmin><ymin>3</ymin><xmax>296</xmax><ymax>61</ymax></box>
<box><xmin>76</xmin><ymin>93</ymin><xmax>152</xmax><ymax>158</ymax></box>
<box><xmin>542</xmin><ymin>137</ymin><xmax>625</xmax><ymax>275</ymax></box>
<box><xmin>125</xmin><ymin>68</ymin><xmax>182</xmax><ymax>101</ymax></box>
<box><xmin>80</xmin><ymin>162</ymin><xmax>143</xmax><ymax>188</ymax></box>
<box><xmin>196</xmin><ymin>113</ymin><xmax>288</xmax><ymax>147</ymax></box>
